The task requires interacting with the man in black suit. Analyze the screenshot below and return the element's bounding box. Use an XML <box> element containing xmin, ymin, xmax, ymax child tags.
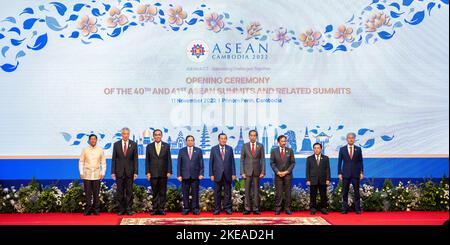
<box><xmin>240</xmin><ymin>130</ymin><xmax>265</xmax><ymax>215</ymax></box>
<box><xmin>338</xmin><ymin>132</ymin><xmax>364</xmax><ymax>214</ymax></box>
<box><xmin>306</xmin><ymin>143</ymin><xmax>331</xmax><ymax>215</ymax></box>
<box><xmin>209</xmin><ymin>133</ymin><xmax>236</xmax><ymax>215</ymax></box>
<box><xmin>111</xmin><ymin>127</ymin><xmax>138</xmax><ymax>216</ymax></box>
<box><xmin>270</xmin><ymin>135</ymin><xmax>295</xmax><ymax>215</ymax></box>
<box><xmin>146</xmin><ymin>129</ymin><xmax>172</xmax><ymax>215</ymax></box>
<box><xmin>177</xmin><ymin>135</ymin><xmax>204</xmax><ymax>215</ymax></box>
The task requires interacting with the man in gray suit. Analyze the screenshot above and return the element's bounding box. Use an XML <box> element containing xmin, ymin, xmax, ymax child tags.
<box><xmin>240</xmin><ymin>130</ymin><xmax>265</xmax><ymax>215</ymax></box>
<box><xmin>270</xmin><ymin>135</ymin><xmax>295</xmax><ymax>215</ymax></box>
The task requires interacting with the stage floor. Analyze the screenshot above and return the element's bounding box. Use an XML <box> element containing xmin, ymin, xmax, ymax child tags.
<box><xmin>0</xmin><ymin>211</ymin><xmax>448</xmax><ymax>225</ymax></box>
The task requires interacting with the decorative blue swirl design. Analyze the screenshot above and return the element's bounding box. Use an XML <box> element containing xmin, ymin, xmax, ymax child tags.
<box><xmin>0</xmin><ymin>0</ymin><xmax>448</xmax><ymax>72</ymax></box>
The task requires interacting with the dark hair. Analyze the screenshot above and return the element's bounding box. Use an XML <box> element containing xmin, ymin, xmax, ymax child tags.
<box><xmin>185</xmin><ymin>135</ymin><xmax>195</xmax><ymax>141</ymax></box>
<box><xmin>248</xmin><ymin>130</ymin><xmax>258</xmax><ymax>136</ymax></box>
<box><xmin>153</xmin><ymin>129</ymin><xmax>163</xmax><ymax>136</ymax></box>
<box><xmin>88</xmin><ymin>134</ymin><xmax>97</xmax><ymax>140</ymax></box>
<box><xmin>277</xmin><ymin>135</ymin><xmax>286</xmax><ymax>142</ymax></box>
<box><xmin>313</xmin><ymin>143</ymin><xmax>322</xmax><ymax>149</ymax></box>
<box><xmin>218</xmin><ymin>133</ymin><xmax>227</xmax><ymax>139</ymax></box>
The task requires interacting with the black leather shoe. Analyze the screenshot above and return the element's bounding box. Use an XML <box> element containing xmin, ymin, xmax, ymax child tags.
<box><xmin>213</xmin><ymin>210</ymin><xmax>220</xmax><ymax>215</ymax></box>
<box><xmin>84</xmin><ymin>211</ymin><xmax>91</xmax><ymax>216</ymax></box>
<box><xmin>225</xmin><ymin>210</ymin><xmax>232</xmax><ymax>215</ymax></box>
<box><xmin>243</xmin><ymin>210</ymin><xmax>250</xmax><ymax>215</ymax></box>
<box><xmin>127</xmin><ymin>211</ymin><xmax>135</xmax><ymax>216</ymax></box>
<box><xmin>193</xmin><ymin>210</ymin><xmax>200</xmax><ymax>215</ymax></box>
<box><xmin>93</xmin><ymin>210</ymin><xmax>100</xmax><ymax>215</ymax></box>
<box><xmin>320</xmin><ymin>209</ymin><xmax>329</xmax><ymax>215</ymax></box>
<box><xmin>355</xmin><ymin>210</ymin><xmax>362</xmax><ymax>215</ymax></box>
<box><xmin>253</xmin><ymin>210</ymin><xmax>261</xmax><ymax>215</ymax></box>
<box><xmin>285</xmin><ymin>209</ymin><xmax>292</xmax><ymax>215</ymax></box>
<box><xmin>275</xmin><ymin>211</ymin><xmax>281</xmax><ymax>215</ymax></box>
<box><xmin>151</xmin><ymin>211</ymin><xmax>157</xmax><ymax>215</ymax></box>
<box><xmin>160</xmin><ymin>211</ymin><xmax>166</xmax><ymax>215</ymax></box>
<box><xmin>341</xmin><ymin>210</ymin><xmax>348</xmax><ymax>214</ymax></box>
<box><xmin>118</xmin><ymin>211</ymin><xmax>126</xmax><ymax>216</ymax></box>
<box><xmin>182</xmin><ymin>210</ymin><xmax>189</xmax><ymax>215</ymax></box>
<box><xmin>310</xmin><ymin>210</ymin><xmax>317</xmax><ymax>215</ymax></box>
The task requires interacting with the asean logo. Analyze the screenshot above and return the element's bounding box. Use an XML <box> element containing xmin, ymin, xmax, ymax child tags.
<box><xmin>186</xmin><ymin>40</ymin><xmax>209</xmax><ymax>63</ymax></box>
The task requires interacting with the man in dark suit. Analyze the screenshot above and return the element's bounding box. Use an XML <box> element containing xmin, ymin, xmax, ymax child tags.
<box><xmin>209</xmin><ymin>133</ymin><xmax>236</xmax><ymax>215</ymax></box>
<box><xmin>240</xmin><ymin>130</ymin><xmax>265</xmax><ymax>215</ymax></box>
<box><xmin>145</xmin><ymin>129</ymin><xmax>172</xmax><ymax>215</ymax></box>
<box><xmin>338</xmin><ymin>132</ymin><xmax>364</xmax><ymax>214</ymax></box>
<box><xmin>270</xmin><ymin>135</ymin><xmax>295</xmax><ymax>215</ymax></box>
<box><xmin>306</xmin><ymin>143</ymin><xmax>331</xmax><ymax>215</ymax></box>
<box><xmin>111</xmin><ymin>127</ymin><xmax>138</xmax><ymax>216</ymax></box>
<box><xmin>177</xmin><ymin>135</ymin><xmax>204</xmax><ymax>215</ymax></box>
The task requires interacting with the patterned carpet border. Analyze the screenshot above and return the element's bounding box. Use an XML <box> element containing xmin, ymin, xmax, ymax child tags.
<box><xmin>120</xmin><ymin>217</ymin><xmax>330</xmax><ymax>225</ymax></box>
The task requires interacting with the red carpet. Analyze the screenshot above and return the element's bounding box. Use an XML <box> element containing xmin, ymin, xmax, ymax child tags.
<box><xmin>0</xmin><ymin>211</ymin><xmax>447</xmax><ymax>225</ymax></box>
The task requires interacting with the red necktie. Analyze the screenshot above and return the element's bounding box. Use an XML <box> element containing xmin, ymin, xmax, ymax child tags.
<box><xmin>349</xmin><ymin>146</ymin><xmax>353</xmax><ymax>159</ymax></box>
<box><xmin>123</xmin><ymin>142</ymin><xmax>127</xmax><ymax>157</ymax></box>
<box><xmin>221</xmin><ymin>147</ymin><xmax>225</xmax><ymax>160</ymax></box>
<box><xmin>281</xmin><ymin>148</ymin><xmax>285</xmax><ymax>160</ymax></box>
<box><xmin>251</xmin><ymin>143</ymin><xmax>255</xmax><ymax>157</ymax></box>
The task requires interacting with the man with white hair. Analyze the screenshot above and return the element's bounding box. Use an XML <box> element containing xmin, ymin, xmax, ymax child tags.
<box><xmin>111</xmin><ymin>127</ymin><xmax>139</xmax><ymax>215</ymax></box>
<box><xmin>338</xmin><ymin>132</ymin><xmax>364</xmax><ymax>214</ymax></box>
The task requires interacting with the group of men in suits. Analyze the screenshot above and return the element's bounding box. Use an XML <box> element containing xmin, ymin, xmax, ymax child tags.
<box><xmin>81</xmin><ymin>127</ymin><xmax>364</xmax><ymax>216</ymax></box>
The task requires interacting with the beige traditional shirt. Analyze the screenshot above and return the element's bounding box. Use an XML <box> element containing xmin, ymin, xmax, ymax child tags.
<box><xmin>79</xmin><ymin>145</ymin><xmax>106</xmax><ymax>180</ymax></box>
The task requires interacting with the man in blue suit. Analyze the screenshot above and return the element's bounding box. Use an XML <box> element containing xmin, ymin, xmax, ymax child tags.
<box><xmin>177</xmin><ymin>135</ymin><xmax>204</xmax><ymax>215</ymax></box>
<box><xmin>338</xmin><ymin>132</ymin><xmax>364</xmax><ymax>214</ymax></box>
<box><xmin>209</xmin><ymin>133</ymin><xmax>236</xmax><ymax>215</ymax></box>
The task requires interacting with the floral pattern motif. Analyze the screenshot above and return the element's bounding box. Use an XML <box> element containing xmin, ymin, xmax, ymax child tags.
<box><xmin>272</xmin><ymin>28</ymin><xmax>291</xmax><ymax>47</ymax></box>
<box><xmin>136</xmin><ymin>4</ymin><xmax>158</xmax><ymax>23</ymax></box>
<box><xmin>106</xmin><ymin>7</ymin><xmax>128</xmax><ymax>28</ymax></box>
<box><xmin>365</xmin><ymin>12</ymin><xmax>392</xmax><ymax>32</ymax></box>
<box><xmin>205</xmin><ymin>12</ymin><xmax>225</xmax><ymax>33</ymax></box>
<box><xmin>0</xmin><ymin>0</ymin><xmax>448</xmax><ymax>73</ymax></box>
<box><xmin>76</xmin><ymin>15</ymin><xmax>97</xmax><ymax>36</ymax></box>
<box><xmin>299</xmin><ymin>29</ymin><xmax>322</xmax><ymax>48</ymax></box>
<box><xmin>334</xmin><ymin>25</ymin><xmax>354</xmax><ymax>43</ymax></box>
<box><xmin>168</xmin><ymin>6</ymin><xmax>187</xmax><ymax>26</ymax></box>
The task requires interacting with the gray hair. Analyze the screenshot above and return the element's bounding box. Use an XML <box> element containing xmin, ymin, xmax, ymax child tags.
<box><xmin>346</xmin><ymin>132</ymin><xmax>356</xmax><ymax>138</ymax></box>
<box><xmin>121</xmin><ymin>127</ymin><xmax>130</xmax><ymax>133</ymax></box>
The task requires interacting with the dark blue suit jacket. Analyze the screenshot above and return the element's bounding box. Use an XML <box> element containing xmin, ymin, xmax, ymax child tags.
<box><xmin>209</xmin><ymin>144</ymin><xmax>236</xmax><ymax>182</ymax></box>
<box><xmin>177</xmin><ymin>147</ymin><xmax>204</xmax><ymax>179</ymax></box>
<box><xmin>338</xmin><ymin>145</ymin><xmax>364</xmax><ymax>179</ymax></box>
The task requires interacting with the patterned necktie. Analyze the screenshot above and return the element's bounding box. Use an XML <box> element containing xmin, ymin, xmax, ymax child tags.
<box><xmin>251</xmin><ymin>143</ymin><xmax>255</xmax><ymax>157</ymax></box>
<box><xmin>123</xmin><ymin>141</ymin><xmax>127</xmax><ymax>157</ymax></box>
<box><xmin>188</xmin><ymin>147</ymin><xmax>192</xmax><ymax>160</ymax></box>
<box><xmin>281</xmin><ymin>148</ymin><xmax>285</xmax><ymax>160</ymax></box>
<box><xmin>349</xmin><ymin>146</ymin><xmax>353</xmax><ymax>159</ymax></box>
<box><xmin>156</xmin><ymin>143</ymin><xmax>160</xmax><ymax>156</ymax></box>
<box><xmin>221</xmin><ymin>147</ymin><xmax>225</xmax><ymax>161</ymax></box>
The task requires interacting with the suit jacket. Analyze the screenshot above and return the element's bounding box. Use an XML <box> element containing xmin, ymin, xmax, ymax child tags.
<box><xmin>270</xmin><ymin>147</ymin><xmax>295</xmax><ymax>176</ymax></box>
<box><xmin>145</xmin><ymin>141</ymin><xmax>172</xmax><ymax>178</ymax></box>
<box><xmin>338</xmin><ymin>145</ymin><xmax>364</xmax><ymax>179</ymax></box>
<box><xmin>177</xmin><ymin>147</ymin><xmax>204</xmax><ymax>179</ymax></box>
<box><xmin>306</xmin><ymin>154</ymin><xmax>331</xmax><ymax>185</ymax></box>
<box><xmin>240</xmin><ymin>142</ymin><xmax>266</xmax><ymax>176</ymax></box>
<box><xmin>111</xmin><ymin>140</ymin><xmax>138</xmax><ymax>178</ymax></box>
<box><xmin>209</xmin><ymin>144</ymin><xmax>236</xmax><ymax>182</ymax></box>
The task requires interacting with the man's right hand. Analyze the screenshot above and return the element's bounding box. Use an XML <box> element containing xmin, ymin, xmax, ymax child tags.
<box><xmin>146</xmin><ymin>173</ymin><xmax>151</xmax><ymax>181</ymax></box>
<box><xmin>338</xmin><ymin>174</ymin><xmax>343</xmax><ymax>181</ymax></box>
<box><xmin>241</xmin><ymin>174</ymin><xmax>246</xmax><ymax>179</ymax></box>
<box><xmin>306</xmin><ymin>181</ymin><xmax>311</xmax><ymax>186</ymax></box>
<box><xmin>177</xmin><ymin>176</ymin><xmax>182</xmax><ymax>182</ymax></box>
<box><xmin>210</xmin><ymin>176</ymin><xmax>215</xmax><ymax>181</ymax></box>
<box><xmin>111</xmin><ymin>174</ymin><xmax>116</xmax><ymax>180</ymax></box>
